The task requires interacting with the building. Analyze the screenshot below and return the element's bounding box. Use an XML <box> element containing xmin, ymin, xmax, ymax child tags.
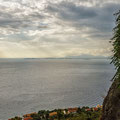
<box><xmin>49</xmin><ymin>112</ymin><xmax>57</xmax><ymax>117</ymax></box>
<box><xmin>68</xmin><ymin>108</ymin><xmax>78</xmax><ymax>113</ymax></box>
<box><xmin>63</xmin><ymin>110</ymin><xmax>68</xmax><ymax>114</ymax></box>
<box><xmin>85</xmin><ymin>108</ymin><xmax>91</xmax><ymax>112</ymax></box>
<box><xmin>23</xmin><ymin>112</ymin><xmax>36</xmax><ymax>120</ymax></box>
<box><xmin>24</xmin><ymin>117</ymin><xmax>33</xmax><ymax>120</ymax></box>
<box><xmin>92</xmin><ymin>107</ymin><xmax>98</xmax><ymax>111</ymax></box>
<box><xmin>23</xmin><ymin>112</ymin><xmax>36</xmax><ymax>118</ymax></box>
<box><xmin>96</xmin><ymin>104</ymin><xmax>102</xmax><ymax>109</ymax></box>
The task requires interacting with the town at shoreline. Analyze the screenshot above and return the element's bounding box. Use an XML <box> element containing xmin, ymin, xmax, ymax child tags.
<box><xmin>8</xmin><ymin>105</ymin><xmax>102</xmax><ymax>120</ymax></box>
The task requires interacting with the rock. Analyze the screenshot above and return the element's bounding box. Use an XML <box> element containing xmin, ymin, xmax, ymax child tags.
<box><xmin>101</xmin><ymin>78</ymin><xmax>120</xmax><ymax>120</ymax></box>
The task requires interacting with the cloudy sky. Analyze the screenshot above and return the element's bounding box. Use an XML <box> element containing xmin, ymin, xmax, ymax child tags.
<box><xmin>0</xmin><ymin>0</ymin><xmax>119</xmax><ymax>58</ymax></box>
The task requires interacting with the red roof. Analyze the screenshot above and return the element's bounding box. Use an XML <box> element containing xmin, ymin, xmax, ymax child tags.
<box><xmin>49</xmin><ymin>112</ymin><xmax>57</xmax><ymax>116</ymax></box>
<box><xmin>24</xmin><ymin>117</ymin><xmax>33</xmax><ymax>120</ymax></box>
<box><xmin>68</xmin><ymin>108</ymin><xmax>78</xmax><ymax>113</ymax></box>
<box><xmin>93</xmin><ymin>107</ymin><xmax>98</xmax><ymax>111</ymax></box>
<box><xmin>23</xmin><ymin>112</ymin><xmax>36</xmax><ymax>118</ymax></box>
<box><xmin>85</xmin><ymin>108</ymin><xmax>91</xmax><ymax>111</ymax></box>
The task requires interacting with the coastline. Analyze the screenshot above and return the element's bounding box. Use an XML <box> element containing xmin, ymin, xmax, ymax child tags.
<box><xmin>9</xmin><ymin>105</ymin><xmax>102</xmax><ymax>120</ymax></box>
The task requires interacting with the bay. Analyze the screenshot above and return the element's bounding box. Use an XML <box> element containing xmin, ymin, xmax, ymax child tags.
<box><xmin>0</xmin><ymin>58</ymin><xmax>116</xmax><ymax>120</ymax></box>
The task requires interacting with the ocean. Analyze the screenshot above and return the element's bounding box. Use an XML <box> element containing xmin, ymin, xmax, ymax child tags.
<box><xmin>0</xmin><ymin>58</ymin><xmax>115</xmax><ymax>120</ymax></box>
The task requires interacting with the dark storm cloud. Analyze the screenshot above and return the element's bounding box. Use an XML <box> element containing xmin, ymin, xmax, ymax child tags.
<box><xmin>47</xmin><ymin>1</ymin><xmax>97</xmax><ymax>20</ymax></box>
<box><xmin>0</xmin><ymin>0</ymin><xmax>119</xmax><ymax>34</ymax></box>
<box><xmin>46</xmin><ymin>1</ymin><xmax>120</xmax><ymax>34</ymax></box>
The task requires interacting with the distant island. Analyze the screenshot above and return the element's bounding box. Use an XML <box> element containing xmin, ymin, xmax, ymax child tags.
<box><xmin>22</xmin><ymin>54</ymin><xmax>110</xmax><ymax>60</ymax></box>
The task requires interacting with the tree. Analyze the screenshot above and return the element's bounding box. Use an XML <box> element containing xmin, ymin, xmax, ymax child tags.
<box><xmin>111</xmin><ymin>11</ymin><xmax>120</xmax><ymax>82</ymax></box>
<box><xmin>57</xmin><ymin>109</ymin><xmax>64</xmax><ymax>120</ymax></box>
<box><xmin>101</xmin><ymin>11</ymin><xmax>120</xmax><ymax>120</ymax></box>
<box><xmin>9</xmin><ymin>116</ymin><xmax>22</xmax><ymax>120</ymax></box>
<box><xmin>77</xmin><ymin>107</ymin><xmax>82</xmax><ymax>114</ymax></box>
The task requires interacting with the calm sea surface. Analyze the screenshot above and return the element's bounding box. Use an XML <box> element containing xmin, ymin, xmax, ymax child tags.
<box><xmin>0</xmin><ymin>58</ymin><xmax>116</xmax><ymax>119</ymax></box>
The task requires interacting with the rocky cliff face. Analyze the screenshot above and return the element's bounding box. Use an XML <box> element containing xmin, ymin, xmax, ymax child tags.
<box><xmin>101</xmin><ymin>78</ymin><xmax>120</xmax><ymax>120</ymax></box>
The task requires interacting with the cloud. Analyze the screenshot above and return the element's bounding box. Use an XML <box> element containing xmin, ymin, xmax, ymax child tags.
<box><xmin>0</xmin><ymin>0</ymin><xmax>47</xmax><ymax>32</ymax></box>
<box><xmin>0</xmin><ymin>0</ymin><xmax>119</xmax><ymax>58</ymax></box>
<box><xmin>46</xmin><ymin>1</ymin><xmax>97</xmax><ymax>20</ymax></box>
<box><xmin>46</xmin><ymin>2</ymin><xmax>120</xmax><ymax>33</ymax></box>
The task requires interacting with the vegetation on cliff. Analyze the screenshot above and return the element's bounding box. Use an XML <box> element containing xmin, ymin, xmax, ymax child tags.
<box><xmin>111</xmin><ymin>11</ymin><xmax>120</xmax><ymax>82</ymax></box>
<box><xmin>101</xmin><ymin>11</ymin><xmax>120</xmax><ymax>120</ymax></box>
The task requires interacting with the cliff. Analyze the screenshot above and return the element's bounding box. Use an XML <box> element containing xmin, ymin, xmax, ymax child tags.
<box><xmin>101</xmin><ymin>78</ymin><xmax>120</xmax><ymax>120</ymax></box>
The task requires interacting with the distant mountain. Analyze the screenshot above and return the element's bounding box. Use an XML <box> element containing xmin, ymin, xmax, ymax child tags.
<box><xmin>21</xmin><ymin>54</ymin><xmax>110</xmax><ymax>59</ymax></box>
<box><xmin>65</xmin><ymin>54</ymin><xmax>110</xmax><ymax>59</ymax></box>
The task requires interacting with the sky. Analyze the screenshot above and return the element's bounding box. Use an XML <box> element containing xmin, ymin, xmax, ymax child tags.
<box><xmin>0</xmin><ymin>0</ymin><xmax>120</xmax><ymax>58</ymax></box>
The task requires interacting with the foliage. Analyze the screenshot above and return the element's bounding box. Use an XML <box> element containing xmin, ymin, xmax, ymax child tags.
<box><xmin>57</xmin><ymin>109</ymin><xmax>64</xmax><ymax>120</ymax></box>
<box><xmin>31</xmin><ymin>114</ymin><xmax>41</xmax><ymax>120</ymax></box>
<box><xmin>9</xmin><ymin>107</ymin><xmax>101</xmax><ymax>120</ymax></box>
<box><xmin>34</xmin><ymin>108</ymin><xmax>101</xmax><ymax>120</ymax></box>
<box><xmin>111</xmin><ymin>10</ymin><xmax>120</xmax><ymax>81</ymax></box>
<box><xmin>9</xmin><ymin>116</ymin><xmax>22</xmax><ymax>120</ymax></box>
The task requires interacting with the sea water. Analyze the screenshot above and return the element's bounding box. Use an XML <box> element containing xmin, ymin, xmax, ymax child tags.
<box><xmin>0</xmin><ymin>58</ymin><xmax>116</xmax><ymax>119</ymax></box>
